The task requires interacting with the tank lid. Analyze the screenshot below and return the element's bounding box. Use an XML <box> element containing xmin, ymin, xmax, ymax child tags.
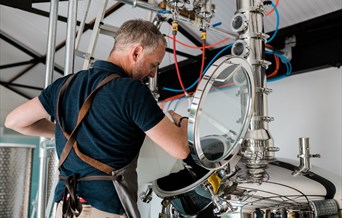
<box><xmin>188</xmin><ymin>56</ymin><xmax>254</xmax><ymax>169</ymax></box>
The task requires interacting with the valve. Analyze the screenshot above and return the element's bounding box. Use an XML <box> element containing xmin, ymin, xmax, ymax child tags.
<box><xmin>212</xmin><ymin>195</ymin><xmax>237</xmax><ymax>216</ymax></box>
<box><xmin>292</xmin><ymin>137</ymin><xmax>320</xmax><ymax>176</ymax></box>
<box><xmin>158</xmin><ymin>198</ymin><xmax>171</xmax><ymax>218</ymax></box>
<box><xmin>172</xmin><ymin>21</ymin><xmax>178</xmax><ymax>35</ymax></box>
<box><xmin>139</xmin><ymin>184</ymin><xmax>153</xmax><ymax>203</ymax></box>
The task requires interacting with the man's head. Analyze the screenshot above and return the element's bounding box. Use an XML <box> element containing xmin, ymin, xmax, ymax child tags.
<box><xmin>108</xmin><ymin>19</ymin><xmax>167</xmax><ymax>81</ymax></box>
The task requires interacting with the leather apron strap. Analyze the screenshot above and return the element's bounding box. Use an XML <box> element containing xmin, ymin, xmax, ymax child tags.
<box><xmin>57</xmin><ymin>73</ymin><xmax>120</xmax><ymax>174</ymax></box>
<box><xmin>56</xmin><ymin>73</ymin><xmax>140</xmax><ymax>218</ymax></box>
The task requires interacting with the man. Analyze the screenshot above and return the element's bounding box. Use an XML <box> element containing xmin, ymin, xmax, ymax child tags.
<box><xmin>5</xmin><ymin>19</ymin><xmax>189</xmax><ymax>218</ymax></box>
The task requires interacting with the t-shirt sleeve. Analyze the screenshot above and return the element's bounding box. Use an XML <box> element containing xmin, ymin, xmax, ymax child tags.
<box><xmin>125</xmin><ymin>81</ymin><xmax>165</xmax><ymax>132</ymax></box>
<box><xmin>38</xmin><ymin>84</ymin><xmax>56</xmax><ymax>117</ymax></box>
<box><xmin>38</xmin><ymin>76</ymin><xmax>68</xmax><ymax>118</ymax></box>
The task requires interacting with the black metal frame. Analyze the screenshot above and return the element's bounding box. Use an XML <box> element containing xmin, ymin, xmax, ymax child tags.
<box><xmin>0</xmin><ymin>2</ymin><xmax>125</xmax><ymax>98</ymax></box>
<box><xmin>0</xmin><ymin>1</ymin><xmax>341</xmax><ymax>101</ymax></box>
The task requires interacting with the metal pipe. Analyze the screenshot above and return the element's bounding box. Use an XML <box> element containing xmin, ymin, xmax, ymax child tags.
<box><xmin>75</xmin><ymin>0</ymin><xmax>92</xmax><ymax>50</ymax></box>
<box><xmin>292</xmin><ymin>137</ymin><xmax>320</xmax><ymax>176</ymax></box>
<box><xmin>37</xmin><ymin>139</ymin><xmax>56</xmax><ymax>218</ymax></box>
<box><xmin>82</xmin><ymin>0</ymin><xmax>108</xmax><ymax>70</ymax></box>
<box><xmin>64</xmin><ymin>0</ymin><xmax>78</xmax><ymax>76</ymax></box>
<box><xmin>235</xmin><ymin>0</ymin><xmax>278</xmax><ymax>180</ymax></box>
<box><xmin>149</xmin><ymin>75</ymin><xmax>160</xmax><ymax>100</ymax></box>
<box><xmin>36</xmin><ymin>1</ymin><xmax>59</xmax><ymax>217</ymax></box>
<box><xmin>148</xmin><ymin>2</ymin><xmax>161</xmax><ymax>101</ymax></box>
<box><xmin>37</xmin><ymin>139</ymin><xmax>48</xmax><ymax>218</ymax></box>
<box><xmin>116</xmin><ymin>0</ymin><xmax>162</xmax><ymax>12</ymax></box>
<box><xmin>44</xmin><ymin>1</ymin><xmax>59</xmax><ymax>86</ymax></box>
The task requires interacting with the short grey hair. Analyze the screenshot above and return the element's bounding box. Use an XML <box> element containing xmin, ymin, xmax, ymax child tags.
<box><xmin>113</xmin><ymin>19</ymin><xmax>167</xmax><ymax>54</ymax></box>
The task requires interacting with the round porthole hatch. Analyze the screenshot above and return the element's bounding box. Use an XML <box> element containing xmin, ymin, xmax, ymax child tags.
<box><xmin>188</xmin><ymin>56</ymin><xmax>255</xmax><ymax>169</ymax></box>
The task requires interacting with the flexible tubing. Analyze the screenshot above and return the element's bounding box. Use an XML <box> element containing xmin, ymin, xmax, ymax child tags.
<box><xmin>266</xmin><ymin>2</ymin><xmax>280</xmax><ymax>43</ymax></box>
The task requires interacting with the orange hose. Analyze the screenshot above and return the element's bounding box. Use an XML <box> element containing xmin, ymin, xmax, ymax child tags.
<box><xmin>161</xmin><ymin>91</ymin><xmax>195</xmax><ymax>103</ymax></box>
<box><xmin>265</xmin><ymin>0</ymin><xmax>279</xmax><ymax>16</ymax></box>
<box><xmin>197</xmin><ymin>41</ymin><xmax>206</xmax><ymax>89</ymax></box>
<box><xmin>165</xmin><ymin>35</ymin><xmax>230</xmax><ymax>49</ymax></box>
<box><xmin>265</xmin><ymin>44</ymin><xmax>280</xmax><ymax>78</ymax></box>
<box><xmin>173</xmin><ymin>34</ymin><xmax>187</xmax><ymax>95</ymax></box>
<box><xmin>162</xmin><ymin>93</ymin><xmax>186</xmax><ymax>103</ymax></box>
<box><xmin>267</xmin><ymin>54</ymin><xmax>280</xmax><ymax>78</ymax></box>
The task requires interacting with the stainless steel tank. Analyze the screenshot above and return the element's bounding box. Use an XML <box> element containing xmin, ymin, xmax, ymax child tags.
<box><xmin>0</xmin><ymin>143</ymin><xmax>35</xmax><ymax>218</ymax></box>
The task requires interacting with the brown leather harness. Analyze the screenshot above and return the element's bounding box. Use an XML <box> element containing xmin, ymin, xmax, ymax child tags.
<box><xmin>56</xmin><ymin>73</ymin><xmax>122</xmax><ymax>217</ymax></box>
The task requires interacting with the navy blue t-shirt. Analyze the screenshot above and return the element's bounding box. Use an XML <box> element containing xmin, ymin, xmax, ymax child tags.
<box><xmin>38</xmin><ymin>60</ymin><xmax>165</xmax><ymax>214</ymax></box>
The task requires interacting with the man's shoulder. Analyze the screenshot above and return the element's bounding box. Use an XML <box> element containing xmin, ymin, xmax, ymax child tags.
<box><xmin>111</xmin><ymin>77</ymin><xmax>147</xmax><ymax>91</ymax></box>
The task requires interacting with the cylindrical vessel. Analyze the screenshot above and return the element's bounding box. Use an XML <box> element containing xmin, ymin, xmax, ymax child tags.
<box><xmin>234</xmin><ymin>0</ymin><xmax>277</xmax><ymax>180</ymax></box>
<box><xmin>0</xmin><ymin>143</ymin><xmax>35</xmax><ymax>218</ymax></box>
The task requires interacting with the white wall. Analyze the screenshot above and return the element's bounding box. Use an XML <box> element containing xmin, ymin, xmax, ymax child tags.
<box><xmin>268</xmin><ymin>66</ymin><xmax>342</xmax><ymax>208</ymax></box>
<box><xmin>269</xmin><ymin>68</ymin><xmax>341</xmax><ymax>174</ymax></box>
<box><xmin>137</xmin><ymin>67</ymin><xmax>342</xmax><ymax>215</ymax></box>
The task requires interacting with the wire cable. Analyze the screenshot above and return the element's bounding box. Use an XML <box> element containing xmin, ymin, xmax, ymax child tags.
<box><xmin>265</xmin><ymin>44</ymin><xmax>280</xmax><ymax>78</ymax></box>
<box><xmin>266</xmin><ymin>2</ymin><xmax>280</xmax><ymax>43</ymax></box>
<box><xmin>203</xmin><ymin>44</ymin><xmax>233</xmax><ymax>75</ymax></box>
<box><xmin>265</xmin><ymin>0</ymin><xmax>279</xmax><ymax>16</ymax></box>
<box><xmin>265</xmin><ymin>50</ymin><xmax>292</xmax><ymax>82</ymax></box>
<box><xmin>197</xmin><ymin>34</ymin><xmax>206</xmax><ymax>89</ymax></box>
<box><xmin>267</xmin><ymin>54</ymin><xmax>280</xmax><ymax>78</ymax></box>
<box><xmin>165</xmin><ymin>35</ymin><xmax>230</xmax><ymax>49</ymax></box>
<box><xmin>173</xmin><ymin>98</ymin><xmax>182</xmax><ymax>111</ymax></box>
<box><xmin>264</xmin><ymin>181</ymin><xmax>311</xmax><ymax>206</ymax></box>
<box><xmin>162</xmin><ymin>1</ymin><xmax>280</xmax><ymax>93</ymax></box>
<box><xmin>162</xmin><ymin>44</ymin><xmax>233</xmax><ymax>93</ymax></box>
<box><xmin>172</xmin><ymin>27</ymin><xmax>188</xmax><ymax>96</ymax></box>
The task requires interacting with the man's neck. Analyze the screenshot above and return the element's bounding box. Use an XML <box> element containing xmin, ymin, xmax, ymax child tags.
<box><xmin>107</xmin><ymin>52</ymin><xmax>132</xmax><ymax>77</ymax></box>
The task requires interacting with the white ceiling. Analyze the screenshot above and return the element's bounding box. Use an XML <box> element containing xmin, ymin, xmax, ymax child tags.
<box><xmin>0</xmin><ymin>0</ymin><xmax>341</xmax><ymax>129</ymax></box>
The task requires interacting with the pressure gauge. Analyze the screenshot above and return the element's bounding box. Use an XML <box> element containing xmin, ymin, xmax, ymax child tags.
<box><xmin>188</xmin><ymin>56</ymin><xmax>255</xmax><ymax>169</ymax></box>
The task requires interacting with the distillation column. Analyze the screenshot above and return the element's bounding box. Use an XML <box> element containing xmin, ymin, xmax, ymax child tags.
<box><xmin>231</xmin><ymin>0</ymin><xmax>278</xmax><ymax>180</ymax></box>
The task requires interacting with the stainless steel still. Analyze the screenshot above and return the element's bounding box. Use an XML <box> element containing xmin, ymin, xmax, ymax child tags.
<box><xmin>0</xmin><ymin>143</ymin><xmax>35</xmax><ymax>218</ymax></box>
<box><xmin>232</xmin><ymin>0</ymin><xmax>279</xmax><ymax>180</ymax></box>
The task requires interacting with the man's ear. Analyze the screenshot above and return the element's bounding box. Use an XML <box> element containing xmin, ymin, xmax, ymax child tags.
<box><xmin>131</xmin><ymin>45</ymin><xmax>143</xmax><ymax>63</ymax></box>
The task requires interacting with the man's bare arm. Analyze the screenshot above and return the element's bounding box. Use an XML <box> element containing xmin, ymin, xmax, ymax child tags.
<box><xmin>145</xmin><ymin>110</ymin><xmax>189</xmax><ymax>160</ymax></box>
<box><xmin>5</xmin><ymin>97</ymin><xmax>55</xmax><ymax>138</ymax></box>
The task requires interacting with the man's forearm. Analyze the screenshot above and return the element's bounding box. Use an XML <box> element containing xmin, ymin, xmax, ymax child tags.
<box><xmin>5</xmin><ymin>97</ymin><xmax>55</xmax><ymax>138</ymax></box>
<box><xmin>13</xmin><ymin>118</ymin><xmax>55</xmax><ymax>139</ymax></box>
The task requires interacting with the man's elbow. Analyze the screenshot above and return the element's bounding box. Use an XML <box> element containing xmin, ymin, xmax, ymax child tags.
<box><xmin>4</xmin><ymin>115</ymin><xmax>15</xmax><ymax>130</ymax></box>
<box><xmin>4</xmin><ymin>114</ymin><xmax>23</xmax><ymax>133</ymax></box>
<box><xmin>178</xmin><ymin>145</ymin><xmax>190</xmax><ymax>160</ymax></box>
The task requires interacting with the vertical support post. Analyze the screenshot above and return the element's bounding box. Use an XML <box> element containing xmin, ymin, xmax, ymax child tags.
<box><xmin>37</xmin><ymin>1</ymin><xmax>59</xmax><ymax>217</ymax></box>
<box><xmin>147</xmin><ymin>0</ymin><xmax>160</xmax><ymax>101</ymax></box>
<box><xmin>44</xmin><ymin>0</ymin><xmax>59</xmax><ymax>87</ymax></box>
<box><xmin>148</xmin><ymin>75</ymin><xmax>160</xmax><ymax>101</ymax></box>
<box><xmin>65</xmin><ymin>0</ymin><xmax>78</xmax><ymax>76</ymax></box>
<box><xmin>82</xmin><ymin>0</ymin><xmax>108</xmax><ymax>70</ymax></box>
<box><xmin>75</xmin><ymin>0</ymin><xmax>92</xmax><ymax>50</ymax></box>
